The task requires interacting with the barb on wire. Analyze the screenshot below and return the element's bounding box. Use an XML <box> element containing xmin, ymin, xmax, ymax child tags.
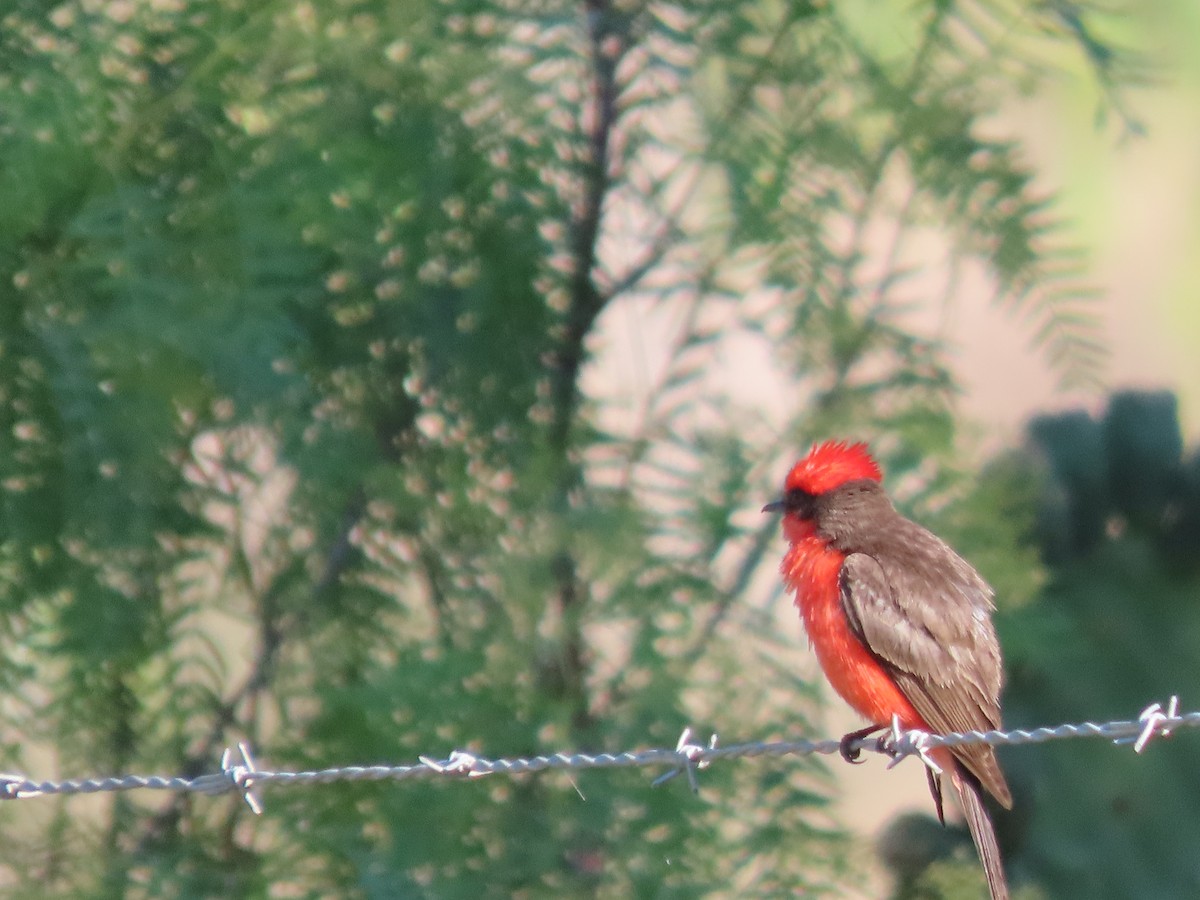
<box><xmin>0</xmin><ymin>696</ymin><xmax>1192</xmax><ymax>806</ymax></box>
<box><xmin>1130</xmin><ymin>696</ymin><xmax>1179</xmax><ymax>753</ymax></box>
<box><xmin>651</xmin><ymin>728</ymin><xmax>719</xmax><ymax>792</ymax></box>
<box><xmin>418</xmin><ymin>750</ymin><xmax>492</xmax><ymax>779</ymax></box>
<box><xmin>223</xmin><ymin>742</ymin><xmax>264</xmax><ymax>815</ymax></box>
<box><xmin>881</xmin><ymin>714</ymin><xmax>942</xmax><ymax>774</ymax></box>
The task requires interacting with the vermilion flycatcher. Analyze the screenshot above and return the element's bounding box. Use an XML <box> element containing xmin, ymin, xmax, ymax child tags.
<box><xmin>764</xmin><ymin>441</ymin><xmax>1012</xmax><ymax>900</ymax></box>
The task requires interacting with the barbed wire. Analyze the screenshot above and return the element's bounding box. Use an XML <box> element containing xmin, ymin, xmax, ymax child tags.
<box><xmin>0</xmin><ymin>696</ymin><xmax>1189</xmax><ymax>813</ymax></box>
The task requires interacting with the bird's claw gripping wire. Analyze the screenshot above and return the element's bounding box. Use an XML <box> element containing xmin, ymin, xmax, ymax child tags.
<box><xmin>839</xmin><ymin>723</ymin><xmax>888</xmax><ymax>765</ymax></box>
<box><xmin>652</xmin><ymin>727</ymin><xmax>717</xmax><ymax>793</ymax></box>
<box><xmin>221</xmin><ymin>742</ymin><xmax>264</xmax><ymax>815</ymax></box>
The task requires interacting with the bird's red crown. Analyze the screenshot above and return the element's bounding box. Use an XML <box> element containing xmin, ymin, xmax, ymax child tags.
<box><xmin>784</xmin><ymin>440</ymin><xmax>882</xmax><ymax>495</ymax></box>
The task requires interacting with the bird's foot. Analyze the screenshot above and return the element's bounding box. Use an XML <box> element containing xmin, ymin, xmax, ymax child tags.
<box><xmin>839</xmin><ymin>723</ymin><xmax>887</xmax><ymax>764</ymax></box>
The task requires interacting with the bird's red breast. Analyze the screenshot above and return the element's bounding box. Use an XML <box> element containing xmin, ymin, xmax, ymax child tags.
<box><xmin>781</xmin><ymin>528</ymin><xmax>930</xmax><ymax>731</ymax></box>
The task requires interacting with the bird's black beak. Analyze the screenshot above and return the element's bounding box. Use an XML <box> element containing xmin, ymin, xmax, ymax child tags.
<box><xmin>762</xmin><ymin>499</ymin><xmax>785</xmax><ymax>514</ymax></box>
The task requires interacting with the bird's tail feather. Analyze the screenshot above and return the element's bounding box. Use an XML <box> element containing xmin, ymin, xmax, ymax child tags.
<box><xmin>952</xmin><ymin>763</ymin><xmax>1008</xmax><ymax>900</ymax></box>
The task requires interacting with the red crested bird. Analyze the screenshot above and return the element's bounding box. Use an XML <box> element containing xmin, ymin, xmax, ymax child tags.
<box><xmin>764</xmin><ymin>440</ymin><xmax>1012</xmax><ymax>899</ymax></box>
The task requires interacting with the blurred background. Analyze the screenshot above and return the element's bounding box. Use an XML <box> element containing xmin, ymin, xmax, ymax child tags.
<box><xmin>0</xmin><ymin>1</ymin><xmax>1197</xmax><ymax>897</ymax></box>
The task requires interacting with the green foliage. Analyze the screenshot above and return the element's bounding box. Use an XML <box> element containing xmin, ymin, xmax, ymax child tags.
<box><xmin>998</xmin><ymin>390</ymin><xmax>1200</xmax><ymax>899</ymax></box>
<box><xmin>0</xmin><ymin>0</ymin><xmax>1148</xmax><ymax>897</ymax></box>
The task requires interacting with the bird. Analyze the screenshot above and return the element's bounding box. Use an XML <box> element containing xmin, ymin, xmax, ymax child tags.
<box><xmin>763</xmin><ymin>440</ymin><xmax>1012</xmax><ymax>899</ymax></box>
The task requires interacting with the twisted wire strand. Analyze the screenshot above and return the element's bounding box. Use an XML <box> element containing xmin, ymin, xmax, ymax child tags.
<box><xmin>0</xmin><ymin>697</ymin><xmax>1188</xmax><ymax>811</ymax></box>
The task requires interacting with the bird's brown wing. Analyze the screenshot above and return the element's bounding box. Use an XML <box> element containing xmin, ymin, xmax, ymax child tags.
<box><xmin>839</xmin><ymin>530</ymin><xmax>1012</xmax><ymax>808</ymax></box>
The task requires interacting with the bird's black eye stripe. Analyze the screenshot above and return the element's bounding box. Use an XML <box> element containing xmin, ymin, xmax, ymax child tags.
<box><xmin>785</xmin><ymin>487</ymin><xmax>815</xmax><ymax>510</ymax></box>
